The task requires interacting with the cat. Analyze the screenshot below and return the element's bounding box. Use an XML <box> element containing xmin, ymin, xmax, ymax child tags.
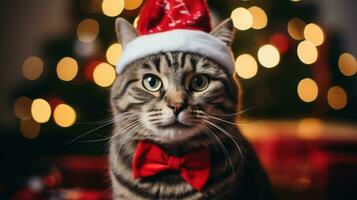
<box><xmin>109</xmin><ymin>18</ymin><xmax>276</xmax><ymax>200</ymax></box>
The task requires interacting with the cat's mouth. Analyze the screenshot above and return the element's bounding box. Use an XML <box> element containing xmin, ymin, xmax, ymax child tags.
<box><xmin>157</xmin><ymin>121</ymin><xmax>192</xmax><ymax>129</ymax></box>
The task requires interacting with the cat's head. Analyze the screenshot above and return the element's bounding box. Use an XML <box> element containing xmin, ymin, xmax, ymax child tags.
<box><xmin>111</xmin><ymin>18</ymin><xmax>238</xmax><ymax>144</ymax></box>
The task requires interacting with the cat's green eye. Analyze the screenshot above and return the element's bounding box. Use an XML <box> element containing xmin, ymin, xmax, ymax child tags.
<box><xmin>190</xmin><ymin>74</ymin><xmax>209</xmax><ymax>91</ymax></box>
<box><xmin>142</xmin><ymin>74</ymin><xmax>162</xmax><ymax>92</ymax></box>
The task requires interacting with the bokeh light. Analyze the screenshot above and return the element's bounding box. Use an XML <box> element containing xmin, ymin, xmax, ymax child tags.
<box><xmin>297</xmin><ymin>118</ymin><xmax>323</xmax><ymax>139</ymax></box>
<box><xmin>77</xmin><ymin>18</ymin><xmax>99</xmax><ymax>43</ymax></box>
<box><xmin>133</xmin><ymin>16</ymin><xmax>139</xmax><ymax>28</ymax></box>
<box><xmin>297</xmin><ymin>40</ymin><xmax>318</xmax><ymax>65</ymax></box>
<box><xmin>231</xmin><ymin>7</ymin><xmax>253</xmax><ymax>31</ymax></box>
<box><xmin>22</xmin><ymin>56</ymin><xmax>44</xmax><ymax>80</ymax></box>
<box><xmin>248</xmin><ymin>6</ymin><xmax>268</xmax><ymax>30</ymax></box>
<box><xmin>20</xmin><ymin>118</ymin><xmax>40</xmax><ymax>139</ymax></box>
<box><xmin>106</xmin><ymin>43</ymin><xmax>122</xmax><ymax>65</ymax></box>
<box><xmin>257</xmin><ymin>44</ymin><xmax>280</xmax><ymax>68</ymax></box>
<box><xmin>124</xmin><ymin>0</ymin><xmax>143</xmax><ymax>10</ymax></box>
<box><xmin>269</xmin><ymin>33</ymin><xmax>289</xmax><ymax>53</ymax></box>
<box><xmin>235</xmin><ymin>54</ymin><xmax>258</xmax><ymax>79</ymax></box>
<box><xmin>338</xmin><ymin>53</ymin><xmax>356</xmax><ymax>76</ymax></box>
<box><xmin>31</xmin><ymin>98</ymin><xmax>51</xmax><ymax>123</ymax></box>
<box><xmin>304</xmin><ymin>23</ymin><xmax>324</xmax><ymax>46</ymax></box>
<box><xmin>327</xmin><ymin>86</ymin><xmax>347</xmax><ymax>110</ymax></box>
<box><xmin>297</xmin><ymin>78</ymin><xmax>319</xmax><ymax>102</ymax></box>
<box><xmin>56</xmin><ymin>57</ymin><xmax>79</xmax><ymax>81</ymax></box>
<box><xmin>287</xmin><ymin>18</ymin><xmax>306</xmax><ymax>40</ymax></box>
<box><xmin>14</xmin><ymin>96</ymin><xmax>32</xmax><ymax>119</ymax></box>
<box><xmin>102</xmin><ymin>0</ymin><xmax>124</xmax><ymax>17</ymax></box>
<box><xmin>93</xmin><ymin>63</ymin><xmax>116</xmax><ymax>87</ymax></box>
<box><xmin>53</xmin><ymin>104</ymin><xmax>77</xmax><ymax>128</ymax></box>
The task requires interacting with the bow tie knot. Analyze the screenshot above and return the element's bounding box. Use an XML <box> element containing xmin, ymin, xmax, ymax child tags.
<box><xmin>132</xmin><ymin>141</ymin><xmax>211</xmax><ymax>191</ymax></box>
<box><xmin>168</xmin><ymin>156</ymin><xmax>182</xmax><ymax>170</ymax></box>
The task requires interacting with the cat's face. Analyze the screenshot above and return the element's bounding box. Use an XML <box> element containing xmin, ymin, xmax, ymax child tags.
<box><xmin>111</xmin><ymin>18</ymin><xmax>237</xmax><ymax>144</ymax></box>
<box><xmin>111</xmin><ymin>52</ymin><xmax>237</xmax><ymax>143</ymax></box>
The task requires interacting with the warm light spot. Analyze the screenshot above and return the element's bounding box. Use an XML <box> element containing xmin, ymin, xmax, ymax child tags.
<box><xmin>22</xmin><ymin>56</ymin><xmax>44</xmax><ymax>80</ymax></box>
<box><xmin>231</xmin><ymin>7</ymin><xmax>253</xmax><ymax>31</ymax></box>
<box><xmin>235</xmin><ymin>54</ymin><xmax>258</xmax><ymax>79</ymax></box>
<box><xmin>53</xmin><ymin>104</ymin><xmax>77</xmax><ymax>128</ymax></box>
<box><xmin>77</xmin><ymin>18</ymin><xmax>99</xmax><ymax>43</ymax></box>
<box><xmin>102</xmin><ymin>0</ymin><xmax>124</xmax><ymax>17</ymax></box>
<box><xmin>20</xmin><ymin>118</ymin><xmax>40</xmax><ymax>139</ymax></box>
<box><xmin>338</xmin><ymin>53</ymin><xmax>356</xmax><ymax>76</ymax></box>
<box><xmin>56</xmin><ymin>57</ymin><xmax>79</xmax><ymax>81</ymax></box>
<box><xmin>133</xmin><ymin>16</ymin><xmax>139</xmax><ymax>28</ymax></box>
<box><xmin>287</xmin><ymin>18</ymin><xmax>306</xmax><ymax>40</ymax></box>
<box><xmin>106</xmin><ymin>43</ymin><xmax>122</xmax><ymax>65</ymax></box>
<box><xmin>327</xmin><ymin>86</ymin><xmax>347</xmax><ymax>110</ymax></box>
<box><xmin>14</xmin><ymin>96</ymin><xmax>32</xmax><ymax>119</ymax></box>
<box><xmin>304</xmin><ymin>23</ymin><xmax>324</xmax><ymax>46</ymax></box>
<box><xmin>248</xmin><ymin>6</ymin><xmax>268</xmax><ymax>30</ymax></box>
<box><xmin>297</xmin><ymin>78</ymin><xmax>318</xmax><ymax>102</ymax></box>
<box><xmin>257</xmin><ymin>44</ymin><xmax>280</xmax><ymax>68</ymax></box>
<box><xmin>297</xmin><ymin>40</ymin><xmax>318</xmax><ymax>64</ymax></box>
<box><xmin>291</xmin><ymin>0</ymin><xmax>301</xmax><ymax>2</ymax></box>
<box><xmin>31</xmin><ymin>98</ymin><xmax>51</xmax><ymax>123</ymax></box>
<box><xmin>93</xmin><ymin>63</ymin><xmax>116</xmax><ymax>87</ymax></box>
<box><xmin>294</xmin><ymin>176</ymin><xmax>311</xmax><ymax>191</ymax></box>
<box><xmin>297</xmin><ymin>118</ymin><xmax>323</xmax><ymax>139</ymax></box>
<box><xmin>124</xmin><ymin>0</ymin><xmax>143</xmax><ymax>10</ymax></box>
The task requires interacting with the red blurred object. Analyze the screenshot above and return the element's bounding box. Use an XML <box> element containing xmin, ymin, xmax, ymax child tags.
<box><xmin>85</xmin><ymin>60</ymin><xmax>102</xmax><ymax>82</ymax></box>
<box><xmin>47</xmin><ymin>98</ymin><xmax>64</xmax><ymax>110</ymax></box>
<box><xmin>12</xmin><ymin>188</ymin><xmax>43</xmax><ymax>200</ymax></box>
<box><xmin>269</xmin><ymin>33</ymin><xmax>289</xmax><ymax>53</ymax></box>
<box><xmin>247</xmin><ymin>124</ymin><xmax>357</xmax><ymax>199</ymax></box>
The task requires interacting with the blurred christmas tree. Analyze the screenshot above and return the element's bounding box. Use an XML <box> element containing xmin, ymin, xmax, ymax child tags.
<box><xmin>11</xmin><ymin>0</ymin><xmax>357</xmax><ymax>153</ymax></box>
<box><xmin>2</xmin><ymin>0</ymin><xmax>356</xmax><ymax>199</ymax></box>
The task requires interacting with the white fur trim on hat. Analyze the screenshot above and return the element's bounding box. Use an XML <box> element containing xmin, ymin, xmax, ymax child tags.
<box><xmin>116</xmin><ymin>29</ymin><xmax>235</xmax><ymax>74</ymax></box>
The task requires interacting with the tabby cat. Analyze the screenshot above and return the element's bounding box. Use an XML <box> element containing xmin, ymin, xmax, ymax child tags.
<box><xmin>109</xmin><ymin>18</ymin><xmax>276</xmax><ymax>200</ymax></box>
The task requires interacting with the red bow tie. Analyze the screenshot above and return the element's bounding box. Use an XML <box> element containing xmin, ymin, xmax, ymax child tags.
<box><xmin>132</xmin><ymin>141</ymin><xmax>211</xmax><ymax>191</ymax></box>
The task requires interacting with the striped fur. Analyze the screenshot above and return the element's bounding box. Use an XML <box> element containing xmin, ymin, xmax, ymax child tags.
<box><xmin>109</xmin><ymin>51</ymin><xmax>276</xmax><ymax>199</ymax></box>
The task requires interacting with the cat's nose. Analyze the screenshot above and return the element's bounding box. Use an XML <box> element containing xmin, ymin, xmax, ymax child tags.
<box><xmin>168</xmin><ymin>103</ymin><xmax>185</xmax><ymax>116</ymax></box>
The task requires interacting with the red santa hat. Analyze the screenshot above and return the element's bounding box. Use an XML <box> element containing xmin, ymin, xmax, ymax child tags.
<box><xmin>116</xmin><ymin>0</ymin><xmax>235</xmax><ymax>74</ymax></box>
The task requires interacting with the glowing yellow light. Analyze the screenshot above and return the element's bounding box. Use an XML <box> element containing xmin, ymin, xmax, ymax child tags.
<box><xmin>297</xmin><ymin>78</ymin><xmax>318</xmax><ymax>102</ymax></box>
<box><xmin>93</xmin><ymin>63</ymin><xmax>116</xmax><ymax>87</ymax></box>
<box><xmin>257</xmin><ymin>44</ymin><xmax>280</xmax><ymax>68</ymax></box>
<box><xmin>291</xmin><ymin>0</ymin><xmax>301</xmax><ymax>2</ymax></box>
<box><xmin>304</xmin><ymin>23</ymin><xmax>324</xmax><ymax>46</ymax></box>
<box><xmin>235</xmin><ymin>54</ymin><xmax>258</xmax><ymax>79</ymax></box>
<box><xmin>53</xmin><ymin>104</ymin><xmax>77</xmax><ymax>128</ymax></box>
<box><xmin>77</xmin><ymin>18</ymin><xmax>100</xmax><ymax>43</ymax></box>
<box><xmin>31</xmin><ymin>98</ymin><xmax>51</xmax><ymax>123</ymax></box>
<box><xmin>14</xmin><ymin>96</ymin><xmax>32</xmax><ymax>119</ymax></box>
<box><xmin>133</xmin><ymin>16</ymin><xmax>139</xmax><ymax>28</ymax></box>
<box><xmin>248</xmin><ymin>6</ymin><xmax>268</xmax><ymax>30</ymax></box>
<box><xmin>287</xmin><ymin>18</ymin><xmax>306</xmax><ymax>40</ymax></box>
<box><xmin>338</xmin><ymin>53</ymin><xmax>356</xmax><ymax>76</ymax></box>
<box><xmin>22</xmin><ymin>56</ymin><xmax>44</xmax><ymax>80</ymax></box>
<box><xmin>56</xmin><ymin>57</ymin><xmax>78</xmax><ymax>81</ymax></box>
<box><xmin>231</xmin><ymin>7</ymin><xmax>253</xmax><ymax>31</ymax></box>
<box><xmin>102</xmin><ymin>0</ymin><xmax>124</xmax><ymax>17</ymax></box>
<box><xmin>106</xmin><ymin>43</ymin><xmax>122</xmax><ymax>65</ymax></box>
<box><xmin>327</xmin><ymin>86</ymin><xmax>347</xmax><ymax>110</ymax></box>
<box><xmin>297</xmin><ymin>118</ymin><xmax>323</xmax><ymax>139</ymax></box>
<box><xmin>297</xmin><ymin>40</ymin><xmax>318</xmax><ymax>64</ymax></box>
<box><xmin>124</xmin><ymin>0</ymin><xmax>143</xmax><ymax>10</ymax></box>
<box><xmin>20</xmin><ymin>118</ymin><xmax>40</xmax><ymax>139</ymax></box>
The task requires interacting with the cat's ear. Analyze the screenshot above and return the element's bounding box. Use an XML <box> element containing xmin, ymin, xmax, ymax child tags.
<box><xmin>210</xmin><ymin>18</ymin><xmax>235</xmax><ymax>47</ymax></box>
<box><xmin>115</xmin><ymin>18</ymin><xmax>139</xmax><ymax>48</ymax></box>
